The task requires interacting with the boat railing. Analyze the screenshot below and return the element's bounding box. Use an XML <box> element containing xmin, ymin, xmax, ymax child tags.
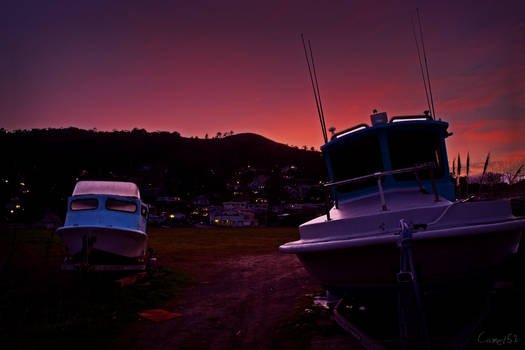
<box><xmin>331</xmin><ymin>123</ymin><xmax>369</xmax><ymax>140</ymax></box>
<box><xmin>389</xmin><ymin>115</ymin><xmax>433</xmax><ymax>123</ymax></box>
<box><xmin>322</xmin><ymin>162</ymin><xmax>438</xmax><ymax>219</ymax></box>
<box><xmin>329</xmin><ymin>115</ymin><xmax>435</xmax><ymax>140</ymax></box>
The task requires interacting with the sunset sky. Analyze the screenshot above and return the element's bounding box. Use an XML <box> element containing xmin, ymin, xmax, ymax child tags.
<box><xmin>1</xmin><ymin>0</ymin><xmax>524</xmax><ymax>174</ymax></box>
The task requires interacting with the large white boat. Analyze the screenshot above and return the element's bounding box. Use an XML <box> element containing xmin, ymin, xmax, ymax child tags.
<box><xmin>279</xmin><ymin>112</ymin><xmax>525</xmax><ymax>297</ymax></box>
<box><xmin>57</xmin><ymin>181</ymin><xmax>149</xmax><ymax>267</ymax></box>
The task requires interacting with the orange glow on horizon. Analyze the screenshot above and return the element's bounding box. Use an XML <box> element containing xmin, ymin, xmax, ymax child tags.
<box><xmin>1</xmin><ymin>1</ymin><xmax>523</xmax><ymax>167</ymax></box>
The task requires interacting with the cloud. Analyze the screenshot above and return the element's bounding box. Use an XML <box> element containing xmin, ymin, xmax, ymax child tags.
<box><xmin>441</xmin><ymin>94</ymin><xmax>497</xmax><ymax>114</ymax></box>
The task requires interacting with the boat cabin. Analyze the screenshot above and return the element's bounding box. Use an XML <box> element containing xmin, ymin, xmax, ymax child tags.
<box><xmin>322</xmin><ymin>112</ymin><xmax>455</xmax><ymax>202</ymax></box>
<box><xmin>64</xmin><ymin>181</ymin><xmax>148</xmax><ymax>233</ymax></box>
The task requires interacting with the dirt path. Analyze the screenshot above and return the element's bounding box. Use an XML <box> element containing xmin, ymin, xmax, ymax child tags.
<box><xmin>116</xmin><ymin>252</ymin><xmax>360</xmax><ymax>349</ymax></box>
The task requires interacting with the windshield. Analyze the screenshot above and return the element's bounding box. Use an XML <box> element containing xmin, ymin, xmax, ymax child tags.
<box><xmin>71</xmin><ymin>198</ymin><xmax>98</xmax><ymax>211</ymax></box>
<box><xmin>388</xmin><ymin>129</ymin><xmax>444</xmax><ymax>180</ymax></box>
<box><xmin>106</xmin><ymin>198</ymin><xmax>137</xmax><ymax>213</ymax></box>
<box><xmin>327</xmin><ymin>135</ymin><xmax>384</xmax><ymax>192</ymax></box>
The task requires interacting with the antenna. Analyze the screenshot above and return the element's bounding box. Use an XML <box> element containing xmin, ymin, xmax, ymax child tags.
<box><xmin>416</xmin><ymin>8</ymin><xmax>436</xmax><ymax>119</ymax></box>
<box><xmin>411</xmin><ymin>16</ymin><xmax>432</xmax><ymax>117</ymax></box>
<box><xmin>301</xmin><ymin>34</ymin><xmax>328</xmax><ymax>143</ymax></box>
<box><xmin>308</xmin><ymin>40</ymin><xmax>328</xmax><ymax>142</ymax></box>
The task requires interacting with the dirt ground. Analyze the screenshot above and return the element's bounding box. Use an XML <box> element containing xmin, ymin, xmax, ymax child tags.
<box><xmin>116</xmin><ymin>252</ymin><xmax>362</xmax><ymax>350</ymax></box>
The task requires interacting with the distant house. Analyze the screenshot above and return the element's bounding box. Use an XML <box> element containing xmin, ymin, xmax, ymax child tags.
<box><xmin>223</xmin><ymin>201</ymin><xmax>248</xmax><ymax>211</ymax></box>
<box><xmin>149</xmin><ymin>211</ymin><xmax>186</xmax><ymax>226</ymax></box>
<box><xmin>192</xmin><ymin>194</ymin><xmax>210</xmax><ymax>206</ymax></box>
<box><xmin>281</xmin><ymin>165</ymin><xmax>297</xmax><ymax>180</ymax></box>
<box><xmin>210</xmin><ymin>201</ymin><xmax>258</xmax><ymax>227</ymax></box>
<box><xmin>210</xmin><ymin>210</ymin><xmax>258</xmax><ymax>227</ymax></box>
<box><xmin>4</xmin><ymin>198</ymin><xmax>21</xmax><ymax>213</ymax></box>
<box><xmin>247</xmin><ymin>199</ymin><xmax>269</xmax><ymax>212</ymax></box>
<box><xmin>157</xmin><ymin>196</ymin><xmax>184</xmax><ymax>203</ymax></box>
<box><xmin>249</xmin><ymin>175</ymin><xmax>269</xmax><ymax>191</ymax></box>
<box><xmin>283</xmin><ymin>181</ymin><xmax>319</xmax><ymax>202</ymax></box>
<box><xmin>285</xmin><ymin>203</ymin><xmax>303</xmax><ymax>211</ymax></box>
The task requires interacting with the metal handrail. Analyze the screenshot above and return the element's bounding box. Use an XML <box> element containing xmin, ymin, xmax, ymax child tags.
<box><xmin>324</xmin><ymin>163</ymin><xmax>435</xmax><ymax>188</ymax></box>
<box><xmin>323</xmin><ymin>162</ymin><xmax>438</xmax><ymax>217</ymax></box>
<box><xmin>389</xmin><ymin>115</ymin><xmax>433</xmax><ymax>123</ymax></box>
<box><xmin>331</xmin><ymin>123</ymin><xmax>369</xmax><ymax>140</ymax></box>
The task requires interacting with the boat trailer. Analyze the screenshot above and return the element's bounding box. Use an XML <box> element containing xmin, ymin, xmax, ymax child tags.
<box><xmin>331</xmin><ymin>219</ymin><xmax>517</xmax><ymax>350</ymax></box>
<box><xmin>60</xmin><ymin>234</ymin><xmax>156</xmax><ymax>272</ymax></box>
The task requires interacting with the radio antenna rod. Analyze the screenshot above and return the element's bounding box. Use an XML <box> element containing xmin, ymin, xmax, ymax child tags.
<box><xmin>412</xmin><ymin>16</ymin><xmax>432</xmax><ymax>117</ymax></box>
<box><xmin>308</xmin><ymin>39</ymin><xmax>328</xmax><ymax>142</ymax></box>
<box><xmin>416</xmin><ymin>8</ymin><xmax>436</xmax><ymax>119</ymax></box>
<box><xmin>301</xmin><ymin>34</ymin><xmax>328</xmax><ymax>143</ymax></box>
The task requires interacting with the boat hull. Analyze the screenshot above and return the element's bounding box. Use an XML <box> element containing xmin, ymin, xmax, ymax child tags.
<box><xmin>282</xmin><ymin>221</ymin><xmax>523</xmax><ymax>296</ymax></box>
<box><xmin>57</xmin><ymin>225</ymin><xmax>147</xmax><ymax>259</ymax></box>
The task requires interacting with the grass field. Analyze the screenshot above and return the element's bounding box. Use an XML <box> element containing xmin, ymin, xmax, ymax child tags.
<box><xmin>147</xmin><ymin>226</ymin><xmax>300</xmax><ymax>269</ymax></box>
<box><xmin>0</xmin><ymin>226</ymin><xmax>301</xmax><ymax>349</ymax></box>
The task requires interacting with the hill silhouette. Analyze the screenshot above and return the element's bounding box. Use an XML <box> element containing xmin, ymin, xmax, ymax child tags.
<box><xmin>0</xmin><ymin>128</ymin><xmax>325</xmax><ymax>222</ymax></box>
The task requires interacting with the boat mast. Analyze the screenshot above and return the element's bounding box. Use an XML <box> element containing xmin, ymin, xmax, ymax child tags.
<box><xmin>301</xmin><ymin>34</ymin><xmax>328</xmax><ymax>143</ymax></box>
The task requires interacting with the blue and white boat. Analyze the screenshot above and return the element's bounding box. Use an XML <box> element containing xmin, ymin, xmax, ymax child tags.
<box><xmin>279</xmin><ymin>112</ymin><xmax>525</xmax><ymax>297</ymax></box>
<box><xmin>57</xmin><ymin>181</ymin><xmax>149</xmax><ymax>264</ymax></box>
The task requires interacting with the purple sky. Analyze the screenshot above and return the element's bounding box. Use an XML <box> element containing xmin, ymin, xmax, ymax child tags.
<box><xmin>1</xmin><ymin>0</ymin><xmax>524</xmax><ymax>173</ymax></box>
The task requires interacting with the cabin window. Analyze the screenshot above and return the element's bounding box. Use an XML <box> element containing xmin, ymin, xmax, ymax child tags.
<box><xmin>388</xmin><ymin>129</ymin><xmax>444</xmax><ymax>180</ymax></box>
<box><xmin>71</xmin><ymin>198</ymin><xmax>98</xmax><ymax>211</ymax></box>
<box><xmin>327</xmin><ymin>135</ymin><xmax>384</xmax><ymax>192</ymax></box>
<box><xmin>106</xmin><ymin>198</ymin><xmax>137</xmax><ymax>213</ymax></box>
